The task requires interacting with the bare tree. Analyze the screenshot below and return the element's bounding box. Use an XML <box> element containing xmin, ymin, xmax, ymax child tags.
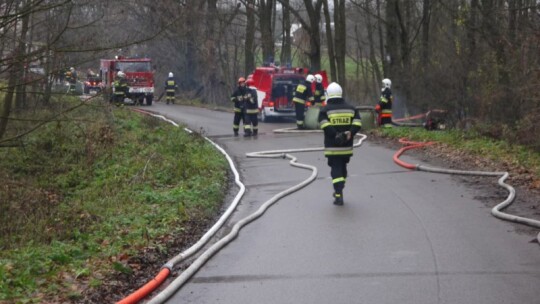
<box><xmin>280</xmin><ymin>0</ymin><xmax>292</xmax><ymax>66</ymax></box>
<box><xmin>322</xmin><ymin>0</ymin><xmax>336</xmax><ymax>80</ymax></box>
<box><xmin>245</xmin><ymin>0</ymin><xmax>256</xmax><ymax>74</ymax></box>
<box><xmin>259</xmin><ymin>0</ymin><xmax>276</xmax><ymax>64</ymax></box>
<box><xmin>333</xmin><ymin>0</ymin><xmax>346</xmax><ymax>86</ymax></box>
<box><xmin>278</xmin><ymin>0</ymin><xmax>324</xmax><ymax>71</ymax></box>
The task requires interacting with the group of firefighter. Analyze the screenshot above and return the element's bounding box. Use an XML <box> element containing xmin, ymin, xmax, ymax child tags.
<box><xmin>111</xmin><ymin>71</ymin><xmax>179</xmax><ymax>106</ymax></box>
<box><xmin>230</xmin><ymin>77</ymin><xmax>260</xmax><ymax>137</ymax></box>
<box><xmin>113</xmin><ymin>67</ymin><xmax>393</xmax><ymax>206</ymax></box>
<box><xmin>291</xmin><ymin>73</ymin><xmax>327</xmax><ymax>129</ymax></box>
<box><xmin>230</xmin><ymin>73</ymin><xmax>393</xmax><ymax>205</ymax></box>
<box><xmin>230</xmin><ymin>73</ymin><xmax>393</xmax><ymax>134</ymax></box>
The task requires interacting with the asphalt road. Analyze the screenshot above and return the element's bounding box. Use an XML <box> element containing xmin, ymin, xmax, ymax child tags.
<box><xmin>145</xmin><ymin>103</ymin><xmax>539</xmax><ymax>304</ymax></box>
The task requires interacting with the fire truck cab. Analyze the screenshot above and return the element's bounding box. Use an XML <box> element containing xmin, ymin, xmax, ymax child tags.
<box><xmin>249</xmin><ymin>66</ymin><xmax>328</xmax><ymax>122</ymax></box>
<box><xmin>100</xmin><ymin>57</ymin><xmax>155</xmax><ymax>106</ymax></box>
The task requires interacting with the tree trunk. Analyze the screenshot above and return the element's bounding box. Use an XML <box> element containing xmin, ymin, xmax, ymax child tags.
<box><xmin>245</xmin><ymin>0</ymin><xmax>256</xmax><ymax>74</ymax></box>
<box><xmin>280</xmin><ymin>0</ymin><xmax>291</xmax><ymax>66</ymax></box>
<box><xmin>0</xmin><ymin>70</ymin><xmax>17</xmax><ymax>141</ymax></box>
<box><xmin>259</xmin><ymin>0</ymin><xmax>275</xmax><ymax>64</ymax></box>
<box><xmin>304</xmin><ymin>0</ymin><xmax>323</xmax><ymax>71</ymax></box>
<box><xmin>365</xmin><ymin>0</ymin><xmax>382</xmax><ymax>91</ymax></box>
<box><xmin>277</xmin><ymin>0</ymin><xmax>323</xmax><ymax>71</ymax></box>
<box><xmin>322</xmin><ymin>0</ymin><xmax>336</xmax><ymax>81</ymax></box>
<box><xmin>15</xmin><ymin>1</ymin><xmax>31</xmax><ymax>110</ymax></box>
<box><xmin>184</xmin><ymin>2</ymin><xmax>200</xmax><ymax>90</ymax></box>
<box><xmin>0</xmin><ymin>1</ymin><xmax>31</xmax><ymax>140</ymax></box>
<box><xmin>333</xmin><ymin>0</ymin><xmax>346</xmax><ymax>86</ymax></box>
<box><xmin>421</xmin><ymin>0</ymin><xmax>430</xmax><ymax>70</ymax></box>
<box><xmin>205</xmin><ymin>0</ymin><xmax>220</xmax><ymax>102</ymax></box>
<box><xmin>376</xmin><ymin>0</ymin><xmax>388</xmax><ymax>77</ymax></box>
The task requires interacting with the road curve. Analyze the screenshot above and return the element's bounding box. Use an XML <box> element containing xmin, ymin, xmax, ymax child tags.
<box><xmin>144</xmin><ymin>103</ymin><xmax>539</xmax><ymax>304</ymax></box>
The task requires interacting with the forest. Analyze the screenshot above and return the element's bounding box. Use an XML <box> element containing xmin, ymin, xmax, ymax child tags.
<box><xmin>0</xmin><ymin>0</ymin><xmax>539</xmax><ymax>148</ymax></box>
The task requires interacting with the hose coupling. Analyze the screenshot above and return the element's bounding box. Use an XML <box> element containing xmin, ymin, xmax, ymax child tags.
<box><xmin>161</xmin><ymin>262</ymin><xmax>174</xmax><ymax>271</ymax></box>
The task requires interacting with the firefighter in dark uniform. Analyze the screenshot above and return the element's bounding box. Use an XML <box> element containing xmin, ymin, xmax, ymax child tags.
<box><xmin>245</xmin><ymin>78</ymin><xmax>259</xmax><ymax>137</ymax></box>
<box><xmin>65</xmin><ymin>67</ymin><xmax>77</xmax><ymax>94</ymax></box>
<box><xmin>292</xmin><ymin>74</ymin><xmax>315</xmax><ymax>129</ymax></box>
<box><xmin>318</xmin><ymin>82</ymin><xmax>362</xmax><ymax>206</ymax></box>
<box><xmin>230</xmin><ymin>77</ymin><xmax>251</xmax><ymax>136</ymax></box>
<box><xmin>375</xmin><ymin>78</ymin><xmax>393</xmax><ymax>127</ymax></box>
<box><xmin>165</xmin><ymin>72</ymin><xmax>177</xmax><ymax>105</ymax></box>
<box><xmin>113</xmin><ymin>71</ymin><xmax>128</xmax><ymax>106</ymax></box>
<box><xmin>313</xmin><ymin>74</ymin><xmax>326</xmax><ymax>106</ymax></box>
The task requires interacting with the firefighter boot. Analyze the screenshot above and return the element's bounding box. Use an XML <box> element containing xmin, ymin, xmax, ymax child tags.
<box><xmin>244</xmin><ymin>129</ymin><xmax>252</xmax><ymax>137</ymax></box>
<box><xmin>333</xmin><ymin>193</ymin><xmax>344</xmax><ymax>206</ymax></box>
<box><xmin>253</xmin><ymin>129</ymin><xmax>258</xmax><ymax>137</ymax></box>
<box><xmin>234</xmin><ymin>130</ymin><xmax>239</xmax><ymax>137</ymax></box>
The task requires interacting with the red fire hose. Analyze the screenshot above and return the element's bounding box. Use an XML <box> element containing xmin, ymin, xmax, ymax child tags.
<box><xmin>116</xmin><ymin>268</ymin><xmax>170</xmax><ymax>304</ymax></box>
<box><xmin>393</xmin><ymin>138</ymin><xmax>540</xmax><ymax>245</ymax></box>
<box><xmin>392</xmin><ymin>138</ymin><xmax>434</xmax><ymax>170</ymax></box>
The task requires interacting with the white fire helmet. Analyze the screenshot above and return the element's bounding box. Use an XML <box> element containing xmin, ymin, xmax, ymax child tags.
<box><xmin>306</xmin><ymin>74</ymin><xmax>315</xmax><ymax>83</ymax></box>
<box><xmin>382</xmin><ymin>78</ymin><xmax>391</xmax><ymax>89</ymax></box>
<box><xmin>168</xmin><ymin>72</ymin><xmax>173</xmax><ymax>78</ymax></box>
<box><xmin>326</xmin><ymin>82</ymin><xmax>343</xmax><ymax>101</ymax></box>
<box><xmin>315</xmin><ymin>74</ymin><xmax>323</xmax><ymax>83</ymax></box>
<box><xmin>117</xmin><ymin>71</ymin><xmax>125</xmax><ymax>78</ymax></box>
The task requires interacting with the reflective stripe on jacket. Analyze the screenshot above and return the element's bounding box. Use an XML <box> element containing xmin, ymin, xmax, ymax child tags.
<box><xmin>378</xmin><ymin>88</ymin><xmax>393</xmax><ymax>115</ymax></box>
<box><xmin>293</xmin><ymin>81</ymin><xmax>314</xmax><ymax>104</ymax></box>
<box><xmin>230</xmin><ymin>86</ymin><xmax>251</xmax><ymax>111</ymax></box>
<box><xmin>114</xmin><ymin>79</ymin><xmax>128</xmax><ymax>96</ymax></box>
<box><xmin>165</xmin><ymin>78</ymin><xmax>177</xmax><ymax>93</ymax></box>
<box><xmin>314</xmin><ymin>83</ymin><xmax>326</xmax><ymax>104</ymax></box>
<box><xmin>245</xmin><ymin>88</ymin><xmax>259</xmax><ymax>114</ymax></box>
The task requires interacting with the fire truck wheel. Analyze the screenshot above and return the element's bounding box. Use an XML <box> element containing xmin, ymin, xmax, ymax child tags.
<box><xmin>146</xmin><ymin>95</ymin><xmax>153</xmax><ymax>106</ymax></box>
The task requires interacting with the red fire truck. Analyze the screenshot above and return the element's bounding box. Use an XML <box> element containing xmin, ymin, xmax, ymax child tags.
<box><xmin>248</xmin><ymin>66</ymin><xmax>328</xmax><ymax>122</ymax></box>
<box><xmin>100</xmin><ymin>57</ymin><xmax>155</xmax><ymax>105</ymax></box>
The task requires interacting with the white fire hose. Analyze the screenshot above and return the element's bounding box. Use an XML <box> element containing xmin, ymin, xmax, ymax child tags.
<box><xmin>417</xmin><ymin>165</ymin><xmax>540</xmax><ymax>243</ymax></box>
<box><xmin>137</xmin><ymin>111</ymin><xmax>538</xmax><ymax>304</ymax></box>
<box><xmin>146</xmin><ymin>123</ymin><xmax>367</xmax><ymax>303</ymax></box>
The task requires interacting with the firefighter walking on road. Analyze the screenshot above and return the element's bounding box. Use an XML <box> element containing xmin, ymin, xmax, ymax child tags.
<box><xmin>376</xmin><ymin>78</ymin><xmax>393</xmax><ymax>127</ymax></box>
<box><xmin>230</xmin><ymin>77</ymin><xmax>252</xmax><ymax>136</ymax></box>
<box><xmin>113</xmin><ymin>71</ymin><xmax>128</xmax><ymax>106</ymax></box>
<box><xmin>245</xmin><ymin>78</ymin><xmax>259</xmax><ymax>137</ymax></box>
<box><xmin>318</xmin><ymin>82</ymin><xmax>362</xmax><ymax>206</ymax></box>
<box><xmin>313</xmin><ymin>74</ymin><xmax>326</xmax><ymax>106</ymax></box>
<box><xmin>292</xmin><ymin>74</ymin><xmax>315</xmax><ymax>129</ymax></box>
<box><xmin>165</xmin><ymin>72</ymin><xmax>177</xmax><ymax>105</ymax></box>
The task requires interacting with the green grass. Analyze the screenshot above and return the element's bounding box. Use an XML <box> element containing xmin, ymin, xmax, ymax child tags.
<box><xmin>0</xmin><ymin>100</ymin><xmax>228</xmax><ymax>302</ymax></box>
<box><xmin>374</xmin><ymin>127</ymin><xmax>540</xmax><ymax>177</ymax></box>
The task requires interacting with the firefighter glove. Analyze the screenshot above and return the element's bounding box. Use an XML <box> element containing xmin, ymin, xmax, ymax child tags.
<box><xmin>335</xmin><ymin>131</ymin><xmax>351</xmax><ymax>146</ymax></box>
<box><xmin>335</xmin><ymin>132</ymin><xmax>348</xmax><ymax>146</ymax></box>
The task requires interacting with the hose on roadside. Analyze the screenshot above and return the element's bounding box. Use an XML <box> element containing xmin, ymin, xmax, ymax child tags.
<box><xmin>117</xmin><ymin>109</ymin><xmax>246</xmax><ymax>304</ymax></box>
<box><xmin>146</xmin><ymin>129</ymin><xmax>367</xmax><ymax>303</ymax></box>
<box><xmin>394</xmin><ymin>138</ymin><xmax>540</xmax><ymax>244</ymax></box>
<box><xmin>120</xmin><ymin>109</ymin><xmax>538</xmax><ymax>303</ymax></box>
<box><xmin>123</xmin><ymin>109</ymin><xmax>367</xmax><ymax>303</ymax></box>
